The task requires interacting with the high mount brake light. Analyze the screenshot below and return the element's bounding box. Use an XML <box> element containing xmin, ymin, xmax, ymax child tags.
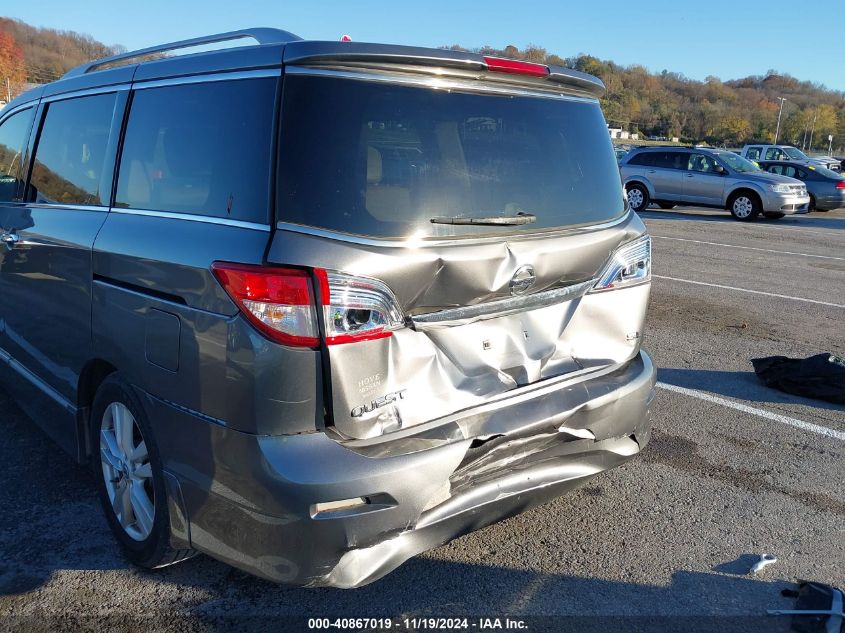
<box><xmin>211</xmin><ymin>263</ymin><xmax>320</xmax><ymax>348</ymax></box>
<box><xmin>212</xmin><ymin>263</ymin><xmax>406</xmax><ymax>347</ymax></box>
<box><xmin>483</xmin><ymin>56</ymin><xmax>550</xmax><ymax>77</ymax></box>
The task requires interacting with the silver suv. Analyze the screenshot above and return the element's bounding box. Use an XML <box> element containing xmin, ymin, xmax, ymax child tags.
<box><xmin>0</xmin><ymin>29</ymin><xmax>655</xmax><ymax>588</ymax></box>
<box><xmin>620</xmin><ymin>146</ymin><xmax>810</xmax><ymax>220</ymax></box>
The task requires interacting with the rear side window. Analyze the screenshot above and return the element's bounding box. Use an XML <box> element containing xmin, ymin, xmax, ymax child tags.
<box><xmin>115</xmin><ymin>78</ymin><xmax>276</xmax><ymax>224</ymax></box>
<box><xmin>278</xmin><ymin>75</ymin><xmax>625</xmax><ymax>238</ymax></box>
<box><xmin>29</xmin><ymin>93</ymin><xmax>117</xmax><ymax>206</ymax></box>
<box><xmin>649</xmin><ymin>152</ymin><xmax>685</xmax><ymax>170</ymax></box>
<box><xmin>0</xmin><ymin>107</ymin><xmax>35</xmax><ymax>202</ymax></box>
<box><xmin>626</xmin><ymin>153</ymin><xmax>653</xmax><ymax>166</ymax></box>
<box><xmin>746</xmin><ymin>147</ymin><xmax>762</xmax><ymax>161</ymax></box>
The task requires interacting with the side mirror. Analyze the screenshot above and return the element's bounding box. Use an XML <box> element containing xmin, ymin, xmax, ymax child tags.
<box><xmin>715</xmin><ymin>165</ymin><xmax>727</xmax><ymax>175</ymax></box>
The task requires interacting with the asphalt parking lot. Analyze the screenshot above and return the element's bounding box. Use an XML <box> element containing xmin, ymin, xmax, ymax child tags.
<box><xmin>1</xmin><ymin>206</ymin><xmax>843</xmax><ymax>631</ymax></box>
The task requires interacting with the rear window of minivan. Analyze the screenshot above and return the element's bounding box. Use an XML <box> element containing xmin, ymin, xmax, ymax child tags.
<box><xmin>277</xmin><ymin>75</ymin><xmax>625</xmax><ymax>239</ymax></box>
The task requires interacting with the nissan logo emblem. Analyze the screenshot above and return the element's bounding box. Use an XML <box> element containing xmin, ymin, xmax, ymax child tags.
<box><xmin>509</xmin><ymin>265</ymin><xmax>536</xmax><ymax>296</ymax></box>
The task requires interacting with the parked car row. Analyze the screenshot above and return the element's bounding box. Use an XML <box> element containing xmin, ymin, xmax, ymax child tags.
<box><xmin>620</xmin><ymin>146</ymin><xmax>812</xmax><ymax>220</ymax></box>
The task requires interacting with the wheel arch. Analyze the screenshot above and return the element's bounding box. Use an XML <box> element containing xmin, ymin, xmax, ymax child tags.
<box><xmin>726</xmin><ymin>186</ymin><xmax>763</xmax><ymax>210</ymax></box>
<box><xmin>623</xmin><ymin>178</ymin><xmax>655</xmax><ymax>199</ymax></box>
<box><xmin>77</xmin><ymin>359</ymin><xmax>118</xmax><ymax>459</ymax></box>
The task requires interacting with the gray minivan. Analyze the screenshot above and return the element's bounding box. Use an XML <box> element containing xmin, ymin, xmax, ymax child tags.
<box><xmin>0</xmin><ymin>29</ymin><xmax>655</xmax><ymax>588</ymax></box>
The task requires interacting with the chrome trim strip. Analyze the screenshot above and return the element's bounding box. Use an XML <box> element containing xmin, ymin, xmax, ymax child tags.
<box><xmin>284</xmin><ymin>66</ymin><xmax>595</xmax><ymax>103</ymax></box>
<box><xmin>410</xmin><ymin>279</ymin><xmax>596</xmax><ymax>330</ymax></box>
<box><xmin>276</xmin><ymin>211</ymin><xmax>632</xmax><ymax>248</ymax></box>
<box><xmin>42</xmin><ymin>84</ymin><xmax>131</xmax><ymax>103</ymax></box>
<box><xmin>0</xmin><ymin>346</ymin><xmax>75</xmax><ymax>414</ymax></box>
<box><xmin>132</xmin><ymin>68</ymin><xmax>281</xmax><ymax>90</ymax></box>
<box><xmin>110</xmin><ymin>207</ymin><xmax>271</xmax><ymax>231</ymax></box>
<box><xmin>23</xmin><ymin>202</ymin><xmax>109</xmax><ymax>213</ymax></box>
<box><xmin>0</xmin><ymin>103</ymin><xmax>36</xmax><ymax>124</ymax></box>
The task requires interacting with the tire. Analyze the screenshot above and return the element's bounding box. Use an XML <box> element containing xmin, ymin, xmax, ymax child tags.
<box><xmin>808</xmin><ymin>195</ymin><xmax>817</xmax><ymax>212</ymax></box>
<box><xmin>728</xmin><ymin>192</ymin><xmax>760</xmax><ymax>221</ymax></box>
<box><xmin>657</xmin><ymin>202</ymin><xmax>676</xmax><ymax>210</ymax></box>
<box><xmin>764</xmin><ymin>212</ymin><xmax>785</xmax><ymax>219</ymax></box>
<box><xmin>626</xmin><ymin>184</ymin><xmax>650</xmax><ymax>212</ymax></box>
<box><xmin>91</xmin><ymin>374</ymin><xmax>195</xmax><ymax>569</ymax></box>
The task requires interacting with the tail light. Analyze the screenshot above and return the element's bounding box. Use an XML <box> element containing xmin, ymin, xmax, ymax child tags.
<box><xmin>212</xmin><ymin>263</ymin><xmax>320</xmax><ymax>347</ymax></box>
<box><xmin>483</xmin><ymin>56</ymin><xmax>550</xmax><ymax>77</ymax></box>
<box><xmin>212</xmin><ymin>263</ymin><xmax>405</xmax><ymax>347</ymax></box>
<box><xmin>315</xmin><ymin>269</ymin><xmax>405</xmax><ymax>345</ymax></box>
<box><xmin>590</xmin><ymin>235</ymin><xmax>651</xmax><ymax>292</ymax></box>
<box><xmin>836</xmin><ymin>181</ymin><xmax>845</xmax><ymax>189</ymax></box>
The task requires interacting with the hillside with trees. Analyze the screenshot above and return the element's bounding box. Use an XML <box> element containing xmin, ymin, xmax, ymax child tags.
<box><xmin>0</xmin><ymin>18</ymin><xmax>122</xmax><ymax>93</ymax></box>
<box><xmin>447</xmin><ymin>44</ymin><xmax>845</xmax><ymax>153</ymax></box>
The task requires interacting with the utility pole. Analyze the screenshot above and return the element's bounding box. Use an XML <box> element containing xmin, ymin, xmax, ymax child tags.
<box><xmin>829</xmin><ymin>135</ymin><xmax>834</xmax><ymax>157</ymax></box>
<box><xmin>808</xmin><ymin>112</ymin><xmax>817</xmax><ymax>152</ymax></box>
<box><xmin>774</xmin><ymin>97</ymin><xmax>787</xmax><ymax>144</ymax></box>
<box><xmin>5</xmin><ymin>78</ymin><xmax>10</xmax><ymax>104</ymax></box>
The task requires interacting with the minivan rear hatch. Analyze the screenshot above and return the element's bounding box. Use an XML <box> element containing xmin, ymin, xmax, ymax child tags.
<box><xmin>267</xmin><ymin>53</ymin><xmax>649</xmax><ymax>439</ymax></box>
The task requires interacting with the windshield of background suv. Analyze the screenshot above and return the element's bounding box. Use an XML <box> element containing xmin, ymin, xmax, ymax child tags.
<box><xmin>783</xmin><ymin>147</ymin><xmax>809</xmax><ymax>160</ymax></box>
<box><xmin>278</xmin><ymin>75</ymin><xmax>625</xmax><ymax>239</ymax></box>
<box><xmin>717</xmin><ymin>152</ymin><xmax>761</xmax><ymax>173</ymax></box>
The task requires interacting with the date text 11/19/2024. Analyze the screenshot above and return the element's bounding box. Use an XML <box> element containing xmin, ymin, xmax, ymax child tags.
<box><xmin>307</xmin><ymin>617</ymin><xmax>529</xmax><ymax>630</ymax></box>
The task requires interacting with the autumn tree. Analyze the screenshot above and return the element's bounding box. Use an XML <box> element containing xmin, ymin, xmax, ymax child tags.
<box><xmin>0</xmin><ymin>30</ymin><xmax>26</xmax><ymax>100</ymax></box>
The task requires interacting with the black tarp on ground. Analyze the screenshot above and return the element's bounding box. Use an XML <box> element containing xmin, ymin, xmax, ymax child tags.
<box><xmin>751</xmin><ymin>353</ymin><xmax>845</xmax><ymax>404</ymax></box>
<box><xmin>779</xmin><ymin>581</ymin><xmax>844</xmax><ymax>632</ymax></box>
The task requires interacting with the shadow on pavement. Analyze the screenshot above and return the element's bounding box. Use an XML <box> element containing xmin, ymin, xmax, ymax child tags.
<box><xmin>658</xmin><ymin>367</ymin><xmax>845</xmax><ymax>414</ymax></box>
<box><xmin>0</xmin><ymin>387</ymin><xmax>797</xmax><ymax>632</ymax></box>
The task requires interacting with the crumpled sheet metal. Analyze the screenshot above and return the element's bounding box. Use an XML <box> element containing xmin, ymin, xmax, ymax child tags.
<box><xmin>269</xmin><ymin>212</ymin><xmax>650</xmax><ymax>440</ymax></box>
<box><xmin>314</xmin><ymin>434</ymin><xmax>642</xmax><ymax>588</ymax></box>
<box><xmin>327</xmin><ymin>281</ymin><xmax>650</xmax><ymax>439</ymax></box>
<box><xmin>271</xmin><ymin>212</ymin><xmax>645</xmax><ymax>312</ymax></box>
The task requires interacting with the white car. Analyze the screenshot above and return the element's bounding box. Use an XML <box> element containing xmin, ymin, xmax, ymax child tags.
<box><xmin>741</xmin><ymin>145</ymin><xmax>841</xmax><ymax>171</ymax></box>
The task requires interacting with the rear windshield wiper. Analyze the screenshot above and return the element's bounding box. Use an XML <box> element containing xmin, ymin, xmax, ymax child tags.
<box><xmin>430</xmin><ymin>212</ymin><xmax>537</xmax><ymax>226</ymax></box>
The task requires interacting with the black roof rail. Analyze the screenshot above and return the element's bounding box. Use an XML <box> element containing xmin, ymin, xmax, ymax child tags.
<box><xmin>62</xmin><ymin>27</ymin><xmax>302</xmax><ymax>78</ymax></box>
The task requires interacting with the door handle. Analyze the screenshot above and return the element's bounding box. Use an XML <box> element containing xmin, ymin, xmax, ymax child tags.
<box><xmin>1</xmin><ymin>232</ymin><xmax>20</xmax><ymax>245</ymax></box>
<box><xmin>646</xmin><ymin>169</ymin><xmax>656</xmax><ymax>174</ymax></box>
<box><xmin>685</xmin><ymin>174</ymin><xmax>695</xmax><ymax>178</ymax></box>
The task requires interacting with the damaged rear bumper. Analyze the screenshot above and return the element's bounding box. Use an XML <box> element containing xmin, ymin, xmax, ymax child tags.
<box><xmin>154</xmin><ymin>350</ymin><xmax>655</xmax><ymax>588</ymax></box>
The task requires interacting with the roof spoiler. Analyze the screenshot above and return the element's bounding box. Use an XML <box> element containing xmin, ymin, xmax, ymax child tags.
<box><xmin>282</xmin><ymin>41</ymin><xmax>606</xmax><ymax>97</ymax></box>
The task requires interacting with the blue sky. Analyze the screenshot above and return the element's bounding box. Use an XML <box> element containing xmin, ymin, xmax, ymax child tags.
<box><xmin>7</xmin><ymin>0</ymin><xmax>845</xmax><ymax>91</ymax></box>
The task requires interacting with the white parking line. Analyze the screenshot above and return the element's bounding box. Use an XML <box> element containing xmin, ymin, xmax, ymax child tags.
<box><xmin>656</xmin><ymin>382</ymin><xmax>845</xmax><ymax>442</ymax></box>
<box><xmin>651</xmin><ymin>235</ymin><xmax>845</xmax><ymax>262</ymax></box>
<box><xmin>653</xmin><ymin>274</ymin><xmax>845</xmax><ymax>309</ymax></box>
<box><xmin>641</xmin><ymin>213</ymin><xmax>844</xmax><ymax>238</ymax></box>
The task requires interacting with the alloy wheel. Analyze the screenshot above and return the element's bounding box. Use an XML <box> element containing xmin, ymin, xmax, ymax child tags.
<box><xmin>627</xmin><ymin>188</ymin><xmax>644</xmax><ymax>210</ymax></box>
<box><xmin>732</xmin><ymin>196</ymin><xmax>754</xmax><ymax>218</ymax></box>
<box><xmin>100</xmin><ymin>402</ymin><xmax>155</xmax><ymax>541</ymax></box>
